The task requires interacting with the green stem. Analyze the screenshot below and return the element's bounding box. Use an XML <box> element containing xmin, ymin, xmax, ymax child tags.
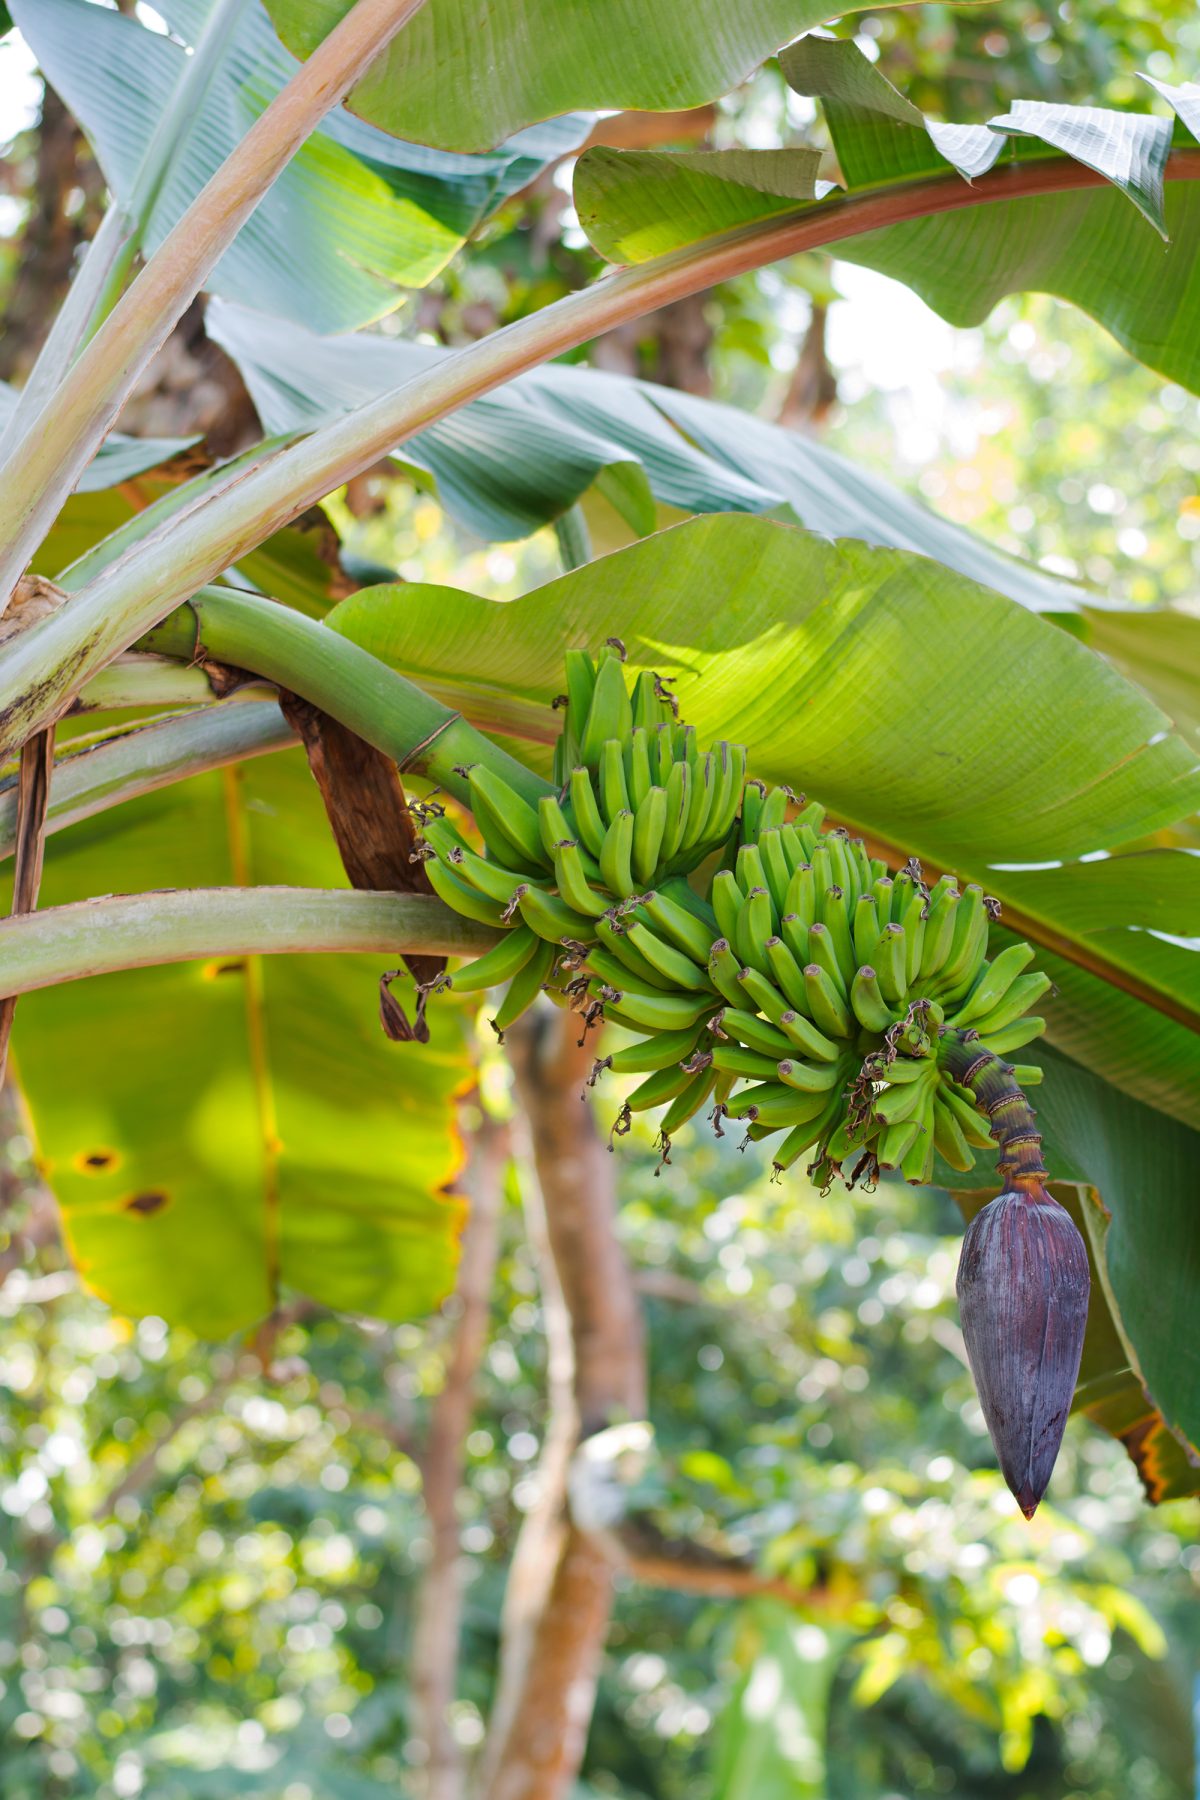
<box><xmin>0</xmin><ymin>702</ymin><xmax>296</xmax><ymax>860</ymax></box>
<box><xmin>0</xmin><ymin>887</ymin><xmax>496</xmax><ymax>997</ymax></box>
<box><xmin>0</xmin><ymin>0</ymin><xmax>251</xmax><ymax>462</ymax></box>
<box><xmin>0</xmin><ymin>0</ymin><xmax>431</xmax><ymax>614</ymax></box>
<box><xmin>939</xmin><ymin>1028</ymin><xmax>1047</xmax><ymax>1192</ymax></box>
<box><xmin>181</xmin><ymin>586</ymin><xmax>552</xmax><ymax>806</ymax></box>
<box><xmin>6</xmin><ymin>149</ymin><xmax>1199</xmax><ymax>757</ymax></box>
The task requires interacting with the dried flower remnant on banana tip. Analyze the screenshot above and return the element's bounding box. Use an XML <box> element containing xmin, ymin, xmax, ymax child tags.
<box><xmin>419</xmin><ymin>645</ymin><xmax>1080</xmax><ymax>1506</ymax></box>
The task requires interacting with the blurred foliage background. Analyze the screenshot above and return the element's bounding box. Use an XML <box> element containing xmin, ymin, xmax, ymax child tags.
<box><xmin>0</xmin><ymin>1</ymin><xmax>1197</xmax><ymax>1796</ymax></box>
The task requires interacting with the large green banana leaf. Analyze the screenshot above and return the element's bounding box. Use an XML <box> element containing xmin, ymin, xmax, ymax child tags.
<box><xmin>261</xmin><ymin>0</ymin><xmax>978</xmax><ymax>153</ymax></box>
<box><xmin>7</xmin><ymin>750</ymin><xmax>469</xmax><ymax>1337</ymax></box>
<box><xmin>205</xmin><ymin>300</ymin><xmax>1200</xmax><ymax>740</ymax></box>
<box><xmin>12</xmin><ymin>0</ymin><xmax>588</xmax><ymax>332</ymax></box>
<box><xmin>573</xmin><ymin>37</ymin><xmax>1200</xmax><ymax>394</ymax></box>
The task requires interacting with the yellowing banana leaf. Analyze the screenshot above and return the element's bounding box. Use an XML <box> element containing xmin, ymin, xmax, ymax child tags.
<box><xmin>13</xmin><ymin>0</ymin><xmax>589</xmax><ymax>332</ymax></box>
<box><xmin>572</xmin><ymin>37</ymin><xmax>1200</xmax><ymax>393</ymax></box>
<box><xmin>262</xmin><ymin>0</ymin><xmax>982</xmax><ymax>154</ymax></box>
<box><xmin>7</xmin><ymin>751</ymin><xmax>469</xmax><ymax>1337</ymax></box>
<box><xmin>324</xmin><ymin>514</ymin><xmax>1200</xmax><ymax>1119</ymax></box>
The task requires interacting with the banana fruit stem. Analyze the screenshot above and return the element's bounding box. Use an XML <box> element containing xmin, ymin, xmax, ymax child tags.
<box><xmin>940</xmin><ymin>1028</ymin><xmax>1047</xmax><ymax>1192</ymax></box>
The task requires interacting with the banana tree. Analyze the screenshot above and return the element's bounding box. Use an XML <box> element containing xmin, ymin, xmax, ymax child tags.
<box><xmin>1</xmin><ymin>0</ymin><xmax>1199</xmax><ymax>1786</ymax></box>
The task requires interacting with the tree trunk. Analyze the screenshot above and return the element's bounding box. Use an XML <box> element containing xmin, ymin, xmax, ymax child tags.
<box><xmin>475</xmin><ymin>1007</ymin><xmax>646</xmax><ymax>1800</ymax></box>
<box><xmin>410</xmin><ymin>1116</ymin><xmax>506</xmax><ymax>1800</ymax></box>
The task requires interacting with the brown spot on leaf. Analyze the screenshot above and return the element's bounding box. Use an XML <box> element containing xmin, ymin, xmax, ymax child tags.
<box><xmin>122</xmin><ymin>1190</ymin><xmax>170</xmax><ymax>1217</ymax></box>
<box><xmin>202</xmin><ymin>958</ymin><xmax>246</xmax><ymax>980</ymax></box>
<box><xmin>75</xmin><ymin>1148</ymin><xmax>120</xmax><ymax>1175</ymax></box>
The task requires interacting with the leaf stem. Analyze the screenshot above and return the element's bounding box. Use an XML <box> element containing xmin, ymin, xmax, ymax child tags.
<box><xmin>0</xmin><ymin>887</ymin><xmax>496</xmax><ymax>997</ymax></box>
<box><xmin>181</xmin><ymin>585</ymin><xmax>553</xmax><ymax>805</ymax></box>
<box><xmin>0</xmin><ymin>0</ymin><xmax>431</xmax><ymax>614</ymax></box>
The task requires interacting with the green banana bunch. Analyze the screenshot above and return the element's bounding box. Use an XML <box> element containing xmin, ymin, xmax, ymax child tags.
<box><xmin>417</xmin><ymin>643</ymin><xmax>745</xmax><ymax>1047</ymax></box>
<box><xmin>421</xmin><ymin>646</ymin><xmax>1050</xmax><ymax>1180</ymax></box>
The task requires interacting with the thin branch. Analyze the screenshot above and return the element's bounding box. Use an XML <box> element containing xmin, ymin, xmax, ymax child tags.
<box><xmin>0</xmin><ymin>888</ymin><xmax>497</xmax><ymax>998</ymax></box>
<box><xmin>615</xmin><ymin>1549</ymin><xmax>815</xmax><ymax>1606</ymax></box>
<box><xmin>6</xmin><ymin>150</ymin><xmax>1198</xmax><ymax>757</ymax></box>
<box><xmin>0</xmin><ymin>0</ymin><xmax>432</xmax><ymax>611</ymax></box>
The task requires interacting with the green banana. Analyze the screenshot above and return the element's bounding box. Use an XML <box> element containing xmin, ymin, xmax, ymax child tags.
<box><xmin>850</xmin><ymin>965</ymin><xmax>893</xmax><ymax>1033</ymax></box>
<box><xmin>707</xmin><ymin>939</ymin><xmax>748</xmax><ymax>1008</ymax></box>
<box><xmin>932</xmin><ymin>1096</ymin><xmax>976</xmax><ymax>1172</ymax></box>
<box><xmin>740</xmin><ymin>780</ymin><xmax>766</xmax><ymax>842</ymax></box>
<box><xmin>735</xmin><ymin>964</ymin><xmax>793</xmax><ymax>1028</ymax></box>
<box><xmin>765</xmin><ymin>936</ymin><xmax>810</xmax><ymax>1012</ymax></box>
<box><xmin>711</xmin><ymin>1043</ymin><xmax>781</xmax><ymax>1082</ymax></box>
<box><xmin>625</xmin><ymin>1061</ymin><xmax>696</xmax><ymax>1112</ymax></box>
<box><xmin>601</xmin><ymin>986</ymin><xmax>717</xmax><ymax>1033</ymax></box>
<box><xmin>626</xmin><ymin>922</ymin><xmax>711</xmax><ymax>993</ymax></box>
<box><xmin>820</xmin><ymin>887</ymin><xmax>855</xmax><ymax>980</ymax></box>
<box><xmin>460</xmin><ymin>924</ymin><xmax>536</xmax><ymax>1011</ymax></box>
<box><xmin>625</xmin><ymin>728</ymin><xmax>653</xmax><ymax>811</ymax></box>
<box><xmin>600</xmin><ymin>809</ymin><xmax>637</xmax><ymax>898</ymax></box>
<box><xmin>898</xmin><ymin>893</ymin><xmax>925</xmax><ymax>985</ymax></box>
<box><xmin>599</xmin><ymin>739</ymin><xmax>630</xmax><ymax>824</ymax></box>
<box><xmin>604</xmin><ymin>1026</ymin><xmax>705</xmax><ymax>1074</ymax></box>
<box><xmin>716</xmin><ymin>1008</ymin><xmax>795</xmax><ymax>1060</ymax></box>
<box><xmin>711</xmin><ymin>870</ymin><xmax>743</xmax><ymax>943</ymax></box>
<box><xmin>468</xmin><ymin>765</ymin><xmax>549</xmax><ymax>873</ymax></box>
<box><xmin>916</xmin><ymin>886</ymin><xmax>958</xmax><ymax>982</ymax></box>
<box><xmin>492</xmin><ymin>936</ymin><xmax>558</xmax><ymax>1033</ymax></box>
<box><xmin>632</xmin><ymin>786</ymin><xmax>668</xmax><ymax>885</ymax></box>
<box><xmin>804</xmin><ymin>964</ymin><xmax>852</xmax><ymax>1040</ymax></box>
<box><xmin>961</xmin><ymin>969</ymin><xmax>1051</xmax><ymax>1036</ymax></box>
<box><xmin>580</xmin><ymin>651</ymin><xmax>633</xmax><ymax>766</ymax></box>
<box><xmin>563</xmin><ymin>649</ymin><xmax>596</xmax><ymax>744</ymax></box>
<box><xmin>586</xmin><ymin>945</ymin><xmax>670</xmax><ymax>997</ymax></box>
<box><xmin>661</xmin><ymin>760</ymin><xmax>692</xmax><ymax>861</ymax></box>
<box><xmin>852</xmin><ymin>894</ymin><xmax>880</xmax><ymax>968</ymax></box>
<box><xmin>758</xmin><ymin>829</ymin><xmax>792</xmax><ymax>916</ymax></box>
<box><xmin>735</xmin><ymin>887</ymin><xmax>775</xmax><ymax>976</ymax></box>
<box><xmin>424</xmin><ymin>856</ymin><xmax>510</xmax><ymax>928</ymax></box>
<box><xmin>978</xmin><ymin>1015</ymin><xmax>1047</xmax><ymax>1055</ymax></box>
<box><xmin>806</xmin><ymin>922</ymin><xmax>847</xmax><ymax>998</ymax></box>
<box><xmin>877</xmin><ymin>1116</ymin><xmax>922</xmax><ymax>1169</ymax></box>
<box><xmin>553</xmin><ymin>840</ymin><xmax>610</xmax><ymax>918</ymax></box>
<box><xmin>518</xmin><ymin>886</ymin><xmax>598</xmax><ymax>944</ymax></box>
<box><xmin>874</xmin><ymin>923</ymin><xmax>908</xmax><ymax>1007</ymax></box>
<box><xmin>724</xmin><ymin>1084</ymin><xmax>829</xmax><ymax>1129</ymax></box>
<box><xmin>640</xmin><ymin>887</ymin><xmax>716</xmax><ymax>966</ymax></box>
<box><xmin>594</xmin><ymin>917</ymin><xmax>674</xmax><ymax>989</ymax></box>
<box><xmin>777</xmin><ymin>1010</ymin><xmax>841</xmax><ymax>1064</ymax></box>
<box><xmin>934</xmin><ymin>884</ymin><xmax>988</xmax><ymax>997</ymax></box>
<box><xmin>659</xmin><ymin>1067</ymin><xmax>718</xmax><ymax>1137</ymax></box>
<box><xmin>568</xmin><ymin>768</ymin><xmax>607</xmax><ymax>860</ymax></box>
<box><xmin>950</xmin><ymin>941</ymin><xmax>1035</xmax><ymax>1026</ymax></box>
<box><xmin>784</xmin><ymin>863</ymin><xmax>817</xmax><ymax>928</ymax></box>
<box><xmin>777</xmin><ymin>1057</ymin><xmax>844</xmax><ymax>1094</ymax></box>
